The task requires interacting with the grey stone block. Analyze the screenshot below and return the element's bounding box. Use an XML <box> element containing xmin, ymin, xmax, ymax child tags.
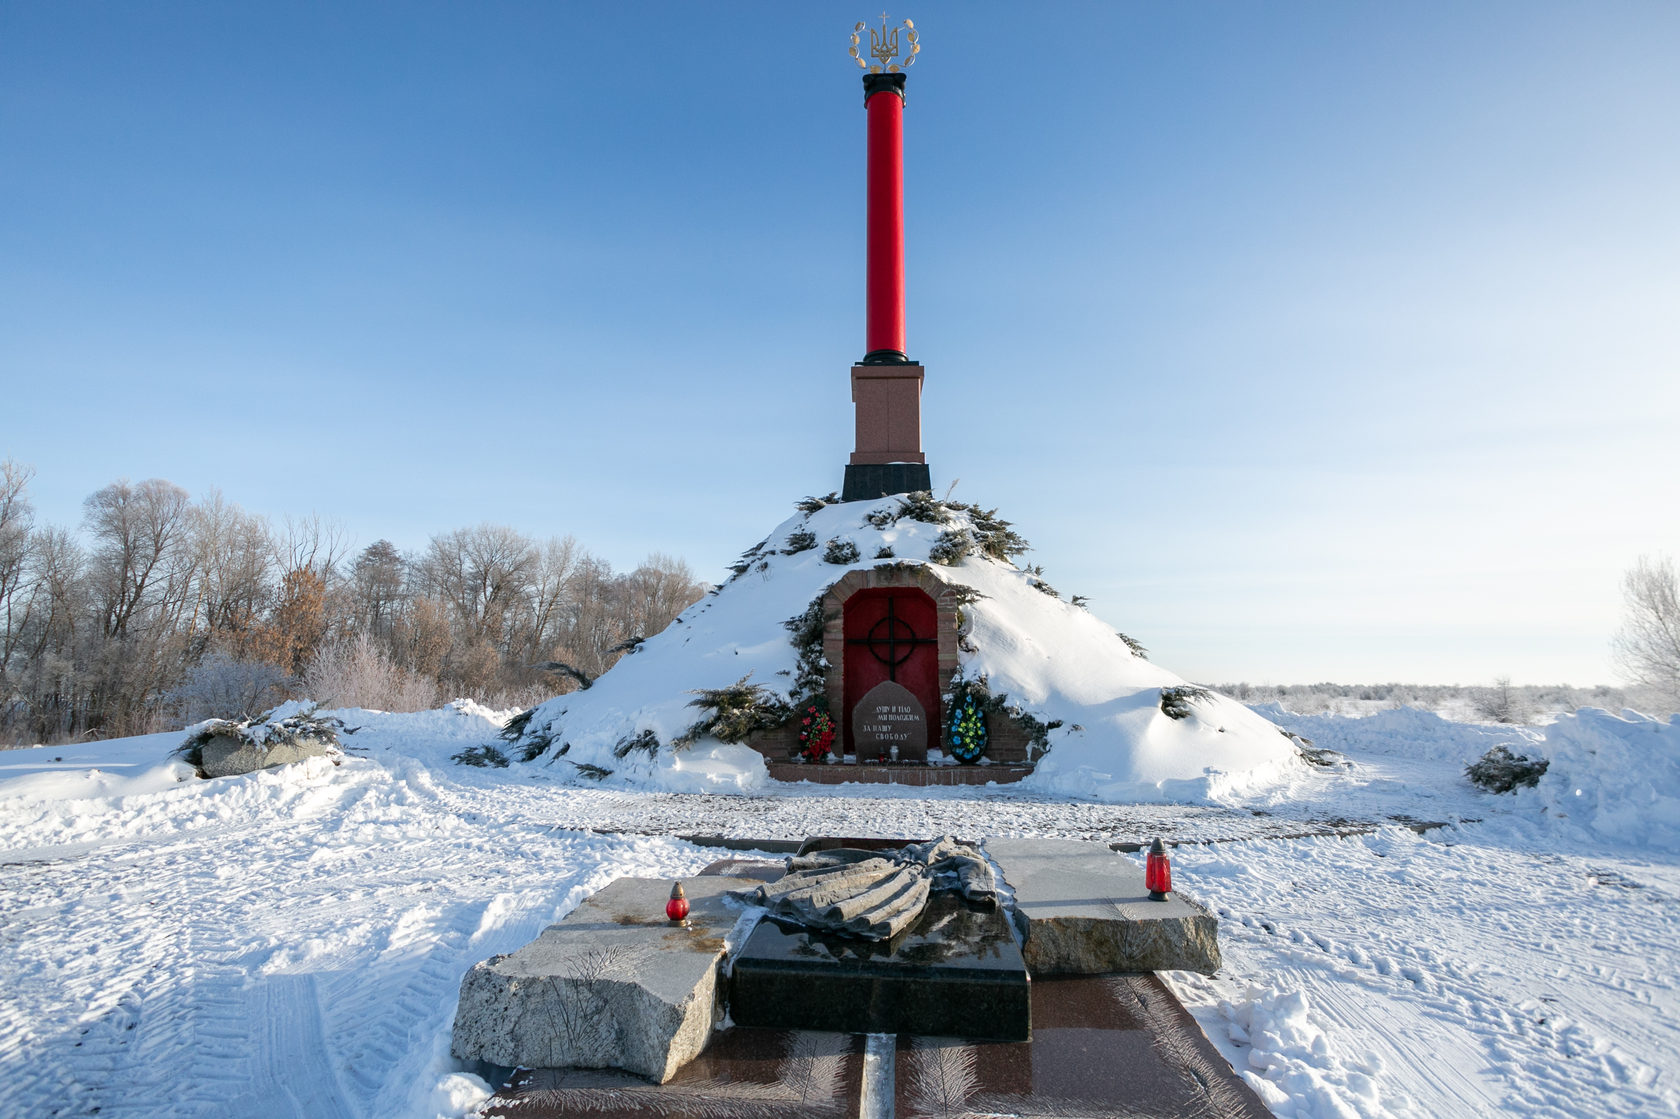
<box><xmin>986</xmin><ymin>837</ymin><xmax>1221</xmax><ymax>976</ymax></box>
<box><xmin>451</xmin><ymin>877</ymin><xmax>740</xmax><ymax>1083</ymax></box>
<box><xmin>199</xmin><ymin>734</ymin><xmax>338</xmax><ymax>778</ymax></box>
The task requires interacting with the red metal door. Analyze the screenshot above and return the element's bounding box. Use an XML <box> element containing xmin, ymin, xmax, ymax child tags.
<box><xmin>842</xmin><ymin>587</ymin><xmax>940</xmax><ymax>756</ymax></box>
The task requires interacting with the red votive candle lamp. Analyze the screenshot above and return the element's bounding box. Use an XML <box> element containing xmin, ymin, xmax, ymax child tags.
<box><xmin>666</xmin><ymin>881</ymin><xmax>689</xmax><ymax>923</ymax></box>
<box><xmin>1145</xmin><ymin>838</ymin><xmax>1172</xmax><ymax>901</ymax></box>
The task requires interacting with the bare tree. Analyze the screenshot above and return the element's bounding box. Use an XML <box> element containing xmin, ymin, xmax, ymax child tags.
<box><xmin>0</xmin><ymin>460</ymin><xmax>37</xmax><ymax>673</ymax></box>
<box><xmin>420</xmin><ymin>524</ymin><xmax>538</xmax><ymax>646</ymax></box>
<box><xmin>279</xmin><ymin>512</ymin><xmax>350</xmax><ymax>578</ymax></box>
<box><xmin>302</xmin><ymin>633</ymin><xmax>436</xmax><ymax>713</ymax></box>
<box><xmin>83</xmin><ymin>478</ymin><xmax>196</xmax><ymax>641</ymax></box>
<box><xmin>350</xmin><ymin>540</ymin><xmax>407</xmax><ymax>640</ymax></box>
<box><xmin>186</xmin><ymin>489</ymin><xmax>274</xmax><ymax>658</ymax></box>
<box><xmin>1</xmin><ymin>465</ymin><xmax>714</xmax><ymax>742</ymax></box>
<box><xmin>1471</xmin><ymin>676</ymin><xmax>1528</xmax><ymax>724</ymax></box>
<box><xmin>1613</xmin><ymin>555</ymin><xmax>1680</xmax><ymax>713</ymax></box>
<box><xmin>514</xmin><ymin>535</ymin><xmax>580</xmax><ymax>664</ymax></box>
<box><xmin>620</xmin><ymin>552</ymin><xmax>707</xmax><ymax>639</ymax></box>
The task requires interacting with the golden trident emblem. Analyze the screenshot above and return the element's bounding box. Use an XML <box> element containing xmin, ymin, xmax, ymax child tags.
<box><xmin>849</xmin><ymin>13</ymin><xmax>919</xmax><ymax>73</ymax></box>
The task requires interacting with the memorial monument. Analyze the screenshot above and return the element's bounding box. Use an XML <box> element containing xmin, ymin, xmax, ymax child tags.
<box><xmin>842</xmin><ymin>16</ymin><xmax>930</xmax><ymax>503</ymax></box>
<box><xmin>452</xmin><ymin>20</ymin><xmax>1291</xmax><ymax>1111</ymax></box>
<box><xmin>492</xmin><ymin>14</ymin><xmax>1304</xmax><ymax>795</ymax></box>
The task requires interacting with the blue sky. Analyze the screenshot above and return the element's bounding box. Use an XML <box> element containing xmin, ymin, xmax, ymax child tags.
<box><xmin>3</xmin><ymin>2</ymin><xmax>1676</xmax><ymax>685</ymax></box>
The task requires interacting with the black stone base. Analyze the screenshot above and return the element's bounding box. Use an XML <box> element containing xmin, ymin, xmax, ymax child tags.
<box><xmin>728</xmin><ymin>893</ymin><xmax>1031</xmax><ymax>1041</ymax></box>
<box><xmin>841</xmin><ymin>462</ymin><xmax>933</xmax><ymax>502</ymax></box>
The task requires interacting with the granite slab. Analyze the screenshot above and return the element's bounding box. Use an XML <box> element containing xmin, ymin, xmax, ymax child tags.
<box><xmin>986</xmin><ymin>836</ymin><xmax>1222</xmax><ymax>975</ymax></box>
<box><xmin>451</xmin><ymin>876</ymin><xmax>742</xmax><ymax>1082</ymax></box>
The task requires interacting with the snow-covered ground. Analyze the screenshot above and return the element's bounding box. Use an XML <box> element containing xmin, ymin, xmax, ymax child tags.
<box><xmin>1</xmin><ymin>701</ymin><xmax>1676</xmax><ymax>1118</ymax></box>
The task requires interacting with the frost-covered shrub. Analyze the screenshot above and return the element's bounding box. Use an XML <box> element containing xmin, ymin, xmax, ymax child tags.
<box><xmin>929</xmin><ymin>528</ymin><xmax>974</xmax><ymax>566</ymax></box>
<box><xmin>164</xmin><ymin>651</ymin><xmax>293</xmax><ymax>722</ymax></box>
<box><xmin>783</xmin><ymin>528</ymin><xmax>818</xmax><ymax>554</ymax></box>
<box><xmin>303</xmin><ymin>634</ymin><xmax>437</xmax><ymax>712</ymax></box>
<box><xmin>1471</xmin><ymin>677</ymin><xmax>1531</xmax><ymax>725</ymax></box>
<box><xmin>678</xmin><ymin>676</ymin><xmax>793</xmax><ymax>747</ymax></box>
<box><xmin>1117</xmin><ymin>633</ymin><xmax>1148</xmax><ymax>659</ymax></box>
<box><xmin>874</xmin><ymin>545</ymin><xmax>895</xmax><ymax>559</ymax></box>
<box><xmin>865</xmin><ymin>508</ymin><xmax>897</xmax><ymax>529</ymax></box>
<box><xmin>1466</xmin><ymin>744</ymin><xmax>1550</xmax><ymax>793</ymax></box>
<box><xmin>1160</xmin><ymin>685</ymin><xmax>1212</xmax><ymax>720</ymax></box>
<box><xmin>823</xmin><ymin>538</ymin><xmax>861</xmax><ymax>565</ymax></box>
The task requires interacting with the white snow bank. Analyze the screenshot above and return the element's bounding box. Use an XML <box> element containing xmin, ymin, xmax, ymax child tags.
<box><xmin>1522</xmin><ymin>707</ymin><xmax>1680</xmax><ymax>853</ymax></box>
<box><xmin>1250</xmin><ymin>702</ymin><xmax>1542</xmax><ymax>765</ymax></box>
<box><xmin>508</xmin><ymin>496</ymin><xmax>1302</xmax><ymax>802</ymax></box>
<box><xmin>1251</xmin><ymin>702</ymin><xmax>1680</xmax><ymax>854</ymax></box>
<box><xmin>0</xmin><ymin>731</ymin><xmax>197</xmax><ymax>805</ymax></box>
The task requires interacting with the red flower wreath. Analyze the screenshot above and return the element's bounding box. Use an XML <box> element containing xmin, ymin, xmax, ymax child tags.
<box><xmin>798</xmin><ymin>699</ymin><xmax>836</xmax><ymax>762</ymax></box>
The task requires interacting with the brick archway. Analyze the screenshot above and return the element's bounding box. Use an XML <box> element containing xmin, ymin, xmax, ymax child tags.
<box><xmin>820</xmin><ymin>566</ymin><xmax>961</xmax><ymax>759</ymax></box>
<box><xmin>842</xmin><ymin>587</ymin><xmax>940</xmax><ymax>756</ymax></box>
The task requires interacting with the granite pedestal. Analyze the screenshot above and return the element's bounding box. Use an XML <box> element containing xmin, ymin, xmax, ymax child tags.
<box><xmin>451</xmin><ymin>877</ymin><xmax>741</xmax><ymax>1083</ymax></box>
<box><xmin>986</xmin><ymin>836</ymin><xmax>1222</xmax><ymax>975</ymax></box>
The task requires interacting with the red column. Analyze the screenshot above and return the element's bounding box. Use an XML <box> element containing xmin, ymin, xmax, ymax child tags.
<box><xmin>865</xmin><ymin>76</ymin><xmax>906</xmax><ymax>361</ymax></box>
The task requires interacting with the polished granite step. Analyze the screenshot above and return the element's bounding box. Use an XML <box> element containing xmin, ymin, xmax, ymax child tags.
<box><xmin>483</xmin><ymin>974</ymin><xmax>1271</xmax><ymax>1119</ymax></box>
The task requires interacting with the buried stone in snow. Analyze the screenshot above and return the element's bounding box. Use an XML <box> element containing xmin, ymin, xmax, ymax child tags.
<box><xmin>491</xmin><ymin>493</ymin><xmax>1305</xmax><ymax>801</ymax></box>
<box><xmin>175</xmin><ymin>701</ymin><xmax>346</xmax><ymax>778</ymax></box>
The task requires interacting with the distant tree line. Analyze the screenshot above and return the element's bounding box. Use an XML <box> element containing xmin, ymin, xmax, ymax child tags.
<box><xmin>0</xmin><ymin>460</ymin><xmax>708</xmax><ymax>745</ymax></box>
<box><xmin>1213</xmin><ymin>681</ymin><xmax>1634</xmax><ymax>723</ymax></box>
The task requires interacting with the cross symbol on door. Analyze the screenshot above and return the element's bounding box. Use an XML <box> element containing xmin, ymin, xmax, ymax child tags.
<box><xmin>847</xmin><ymin>595</ymin><xmax>937</xmax><ymax>682</ymax></box>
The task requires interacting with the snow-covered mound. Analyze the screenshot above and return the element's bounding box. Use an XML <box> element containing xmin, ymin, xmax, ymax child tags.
<box><xmin>1521</xmin><ymin>707</ymin><xmax>1680</xmax><ymax>853</ymax></box>
<box><xmin>504</xmin><ymin>495</ymin><xmax>1303</xmax><ymax>802</ymax></box>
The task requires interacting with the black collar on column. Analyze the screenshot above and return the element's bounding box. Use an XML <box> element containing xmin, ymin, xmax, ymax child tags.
<box><xmin>863</xmin><ymin>72</ymin><xmax>907</xmax><ymax>106</ymax></box>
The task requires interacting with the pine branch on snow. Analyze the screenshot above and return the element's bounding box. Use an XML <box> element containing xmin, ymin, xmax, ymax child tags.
<box><xmin>823</xmin><ymin>538</ymin><xmax>860</xmax><ymax>565</ymax></box>
<box><xmin>532</xmin><ymin>661</ymin><xmax>595</xmax><ymax>690</ymax></box>
<box><xmin>677</xmin><ymin>675</ymin><xmax>793</xmax><ymax>747</ymax></box>
<box><xmin>1160</xmin><ymin>685</ymin><xmax>1212</xmax><ymax>720</ymax></box>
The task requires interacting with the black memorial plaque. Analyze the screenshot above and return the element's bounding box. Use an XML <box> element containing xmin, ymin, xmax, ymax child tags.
<box><xmin>852</xmin><ymin>679</ymin><xmax>928</xmax><ymax>762</ymax></box>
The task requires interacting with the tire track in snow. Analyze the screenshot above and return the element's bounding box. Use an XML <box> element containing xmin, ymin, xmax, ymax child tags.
<box><xmin>1165</xmin><ymin>828</ymin><xmax>1679</xmax><ymax>1119</ymax></box>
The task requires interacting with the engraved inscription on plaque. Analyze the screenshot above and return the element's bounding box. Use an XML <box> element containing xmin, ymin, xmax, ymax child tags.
<box><xmin>853</xmin><ymin>680</ymin><xmax>928</xmax><ymax>762</ymax></box>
